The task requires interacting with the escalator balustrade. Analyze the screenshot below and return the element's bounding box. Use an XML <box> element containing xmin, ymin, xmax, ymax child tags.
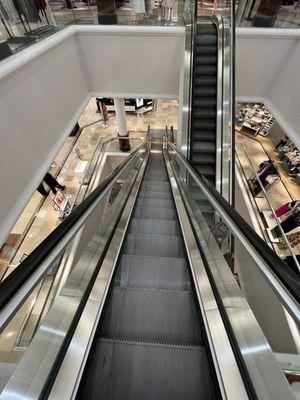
<box><xmin>77</xmin><ymin>143</ymin><xmax>221</xmax><ymax>400</ymax></box>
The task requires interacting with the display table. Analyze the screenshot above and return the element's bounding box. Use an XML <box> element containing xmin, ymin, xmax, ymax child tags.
<box><xmin>262</xmin><ymin>211</ymin><xmax>280</xmax><ymax>243</ymax></box>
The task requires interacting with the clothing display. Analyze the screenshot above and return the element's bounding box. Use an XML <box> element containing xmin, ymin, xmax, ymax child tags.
<box><xmin>34</xmin><ymin>0</ymin><xmax>46</xmax><ymax>11</ymax></box>
<box><xmin>273</xmin><ymin>200</ymin><xmax>300</xmax><ymax>218</ymax></box>
<box><xmin>287</xmin><ymin>232</ymin><xmax>300</xmax><ymax>247</ymax></box>
<box><xmin>0</xmin><ymin>0</ymin><xmax>19</xmax><ymax>22</ymax></box>
<box><xmin>162</xmin><ymin>0</ymin><xmax>174</xmax><ymax>6</ymax></box>
<box><xmin>278</xmin><ymin>141</ymin><xmax>300</xmax><ymax>178</ymax></box>
<box><xmin>249</xmin><ymin>160</ymin><xmax>278</xmax><ymax>196</ymax></box>
<box><xmin>235</xmin><ymin>103</ymin><xmax>275</xmax><ymax>137</ymax></box>
<box><xmin>13</xmin><ymin>0</ymin><xmax>39</xmax><ymax>23</ymax></box>
<box><xmin>271</xmin><ymin>204</ymin><xmax>300</xmax><ymax>237</ymax></box>
<box><xmin>275</xmin><ymin>133</ymin><xmax>289</xmax><ymax>149</ymax></box>
<box><xmin>133</xmin><ymin>0</ymin><xmax>145</xmax><ymax>13</ymax></box>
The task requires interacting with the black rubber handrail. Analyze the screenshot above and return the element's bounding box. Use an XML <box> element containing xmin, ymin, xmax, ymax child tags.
<box><xmin>0</xmin><ymin>140</ymin><xmax>146</xmax><ymax>314</ymax></box>
<box><xmin>167</xmin><ymin>141</ymin><xmax>300</xmax><ymax>307</ymax></box>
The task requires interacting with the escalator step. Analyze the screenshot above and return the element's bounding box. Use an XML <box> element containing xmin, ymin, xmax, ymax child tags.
<box><xmin>195</xmin><ymin>45</ymin><xmax>217</xmax><ymax>56</ymax></box>
<box><xmin>129</xmin><ymin>218</ymin><xmax>180</xmax><ymax>236</ymax></box>
<box><xmin>193</xmin><ymin>119</ymin><xmax>216</xmax><ymax>130</ymax></box>
<box><xmin>143</xmin><ymin>173</ymin><xmax>168</xmax><ymax>182</ymax></box>
<box><xmin>136</xmin><ymin>198</ymin><xmax>174</xmax><ymax>209</ymax></box>
<box><xmin>195</xmin><ymin>55</ymin><xmax>217</xmax><ymax>65</ymax></box>
<box><xmin>195</xmin><ymin>35</ymin><xmax>217</xmax><ymax>46</ymax></box>
<box><xmin>195</xmin><ymin>165</ymin><xmax>216</xmax><ymax>177</ymax></box>
<box><xmin>194</xmin><ymin>76</ymin><xmax>217</xmax><ymax>87</ymax></box>
<box><xmin>115</xmin><ymin>254</ymin><xmax>190</xmax><ymax>291</ymax></box>
<box><xmin>193</xmin><ymin>108</ymin><xmax>216</xmax><ymax>119</ymax></box>
<box><xmin>100</xmin><ymin>288</ymin><xmax>202</xmax><ymax>344</ymax></box>
<box><xmin>192</xmin><ymin>154</ymin><xmax>216</xmax><ymax>166</ymax></box>
<box><xmin>123</xmin><ymin>233</ymin><xmax>185</xmax><ymax>258</ymax></box>
<box><xmin>193</xmin><ymin>130</ymin><xmax>216</xmax><ymax>141</ymax></box>
<box><xmin>80</xmin><ymin>338</ymin><xmax>216</xmax><ymax>400</ymax></box>
<box><xmin>133</xmin><ymin>206</ymin><xmax>177</xmax><ymax>221</ymax></box>
<box><xmin>194</xmin><ymin>65</ymin><xmax>217</xmax><ymax>76</ymax></box>
<box><xmin>197</xmin><ymin>25</ymin><xmax>216</xmax><ymax>35</ymax></box>
<box><xmin>194</xmin><ymin>98</ymin><xmax>216</xmax><ymax>108</ymax></box>
<box><xmin>141</xmin><ymin>181</ymin><xmax>171</xmax><ymax>192</ymax></box>
<box><xmin>138</xmin><ymin>189</ymin><xmax>172</xmax><ymax>199</ymax></box>
<box><xmin>193</xmin><ymin>87</ymin><xmax>216</xmax><ymax>97</ymax></box>
<box><xmin>192</xmin><ymin>141</ymin><xmax>216</xmax><ymax>153</ymax></box>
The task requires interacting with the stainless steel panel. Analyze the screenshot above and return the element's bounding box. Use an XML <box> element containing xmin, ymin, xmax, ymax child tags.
<box><xmin>164</xmin><ymin>151</ymin><xmax>249</xmax><ymax>400</ymax></box>
<box><xmin>180</xmin><ymin>23</ymin><xmax>193</xmax><ymax>158</ymax></box>
<box><xmin>48</xmin><ymin>154</ymin><xmax>149</xmax><ymax>400</ymax></box>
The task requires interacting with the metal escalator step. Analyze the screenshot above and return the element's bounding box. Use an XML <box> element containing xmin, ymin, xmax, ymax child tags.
<box><xmin>197</xmin><ymin>24</ymin><xmax>216</xmax><ymax>35</ymax></box>
<box><xmin>143</xmin><ymin>174</ymin><xmax>168</xmax><ymax>182</ymax></box>
<box><xmin>150</xmin><ymin>142</ymin><xmax>163</xmax><ymax>151</ymax></box>
<box><xmin>193</xmin><ymin>130</ymin><xmax>216</xmax><ymax>141</ymax></box>
<box><xmin>194</xmin><ymin>76</ymin><xmax>217</xmax><ymax>87</ymax></box>
<box><xmin>138</xmin><ymin>190</ymin><xmax>172</xmax><ymax>199</ymax></box>
<box><xmin>195</xmin><ymin>45</ymin><xmax>217</xmax><ymax>56</ymax></box>
<box><xmin>193</xmin><ymin>119</ymin><xmax>216</xmax><ymax>130</ymax></box>
<box><xmin>192</xmin><ymin>153</ymin><xmax>216</xmax><ymax>166</ymax></box>
<box><xmin>100</xmin><ymin>288</ymin><xmax>202</xmax><ymax>344</ymax></box>
<box><xmin>115</xmin><ymin>254</ymin><xmax>190</xmax><ymax>290</ymax></box>
<box><xmin>133</xmin><ymin>206</ymin><xmax>177</xmax><ymax>220</ymax></box>
<box><xmin>194</xmin><ymin>98</ymin><xmax>216</xmax><ymax>108</ymax></box>
<box><xmin>195</xmin><ymin>55</ymin><xmax>217</xmax><ymax>65</ymax></box>
<box><xmin>192</xmin><ymin>140</ymin><xmax>216</xmax><ymax>152</ymax></box>
<box><xmin>141</xmin><ymin>181</ymin><xmax>171</xmax><ymax>192</ymax></box>
<box><xmin>123</xmin><ymin>233</ymin><xmax>185</xmax><ymax>258</ymax></box>
<box><xmin>194</xmin><ymin>65</ymin><xmax>217</xmax><ymax>75</ymax></box>
<box><xmin>146</xmin><ymin>164</ymin><xmax>166</xmax><ymax>171</ymax></box>
<box><xmin>193</xmin><ymin>87</ymin><xmax>216</xmax><ymax>97</ymax></box>
<box><xmin>195</xmin><ymin>165</ymin><xmax>216</xmax><ymax>177</ymax></box>
<box><xmin>80</xmin><ymin>338</ymin><xmax>216</xmax><ymax>400</ymax></box>
<box><xmin>195</xmin><ymin>35</ymin><xmax>217</xmax><ymax>46</ymax></box>
<box><xmin>129</xmin><ymin>218</ymin><xmax>180</xmax><ymax>236</ymax></box>
<box><xmin>136</xmin><ymin>198</ymin><xmax>174</xmax><ymax>209</ymax></box>
<box><xmin>193</xmin><ymin>108</ymin><xmax>216</xmax><ymax>119</ymax></box>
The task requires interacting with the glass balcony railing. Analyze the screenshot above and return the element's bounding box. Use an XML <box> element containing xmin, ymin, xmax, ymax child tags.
<box><xmin>236</xmin><ymin>140</ymin><xmax>300</xmax><ymax>276</ymax></box>
<box><xmin>0</xmin><ymin>139</ymin><xmax>148</xmax><ymax>395</ymax></box>
<box><xmin>0</xmin><ymin>0</ymin><xmax>187</xmax><ymax>62</ymax></box>
<box><xmin>236</xmin><ymin>0</ymin><xmax>300</xmax><ymax>28</ymax></box>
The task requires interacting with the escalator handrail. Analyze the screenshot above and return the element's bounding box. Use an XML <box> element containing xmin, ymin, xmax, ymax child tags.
<box><xmin>0</xmin><ymin>139</ymin><xmax>147</xmax><ymax>319</ymax></box>
<box><xmin>166</xmin><ymin>140</ymin><xmax>300</xmax><ymax>325</ymax></box>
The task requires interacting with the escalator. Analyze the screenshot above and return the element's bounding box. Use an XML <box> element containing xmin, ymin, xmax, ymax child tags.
<box><xmin>77</xmin><ymin>142</ymin><xmax>220</xmax><ymax>399</ymax></box>
<box><xmin>191</xmin><ymin>21</ymin><xmax>218</xmax><ymax>186</ymax></box>
<box><xmin>0</xmin><ymin>137</ymin><xmax>297</xmax><ymax>400</ymax></box>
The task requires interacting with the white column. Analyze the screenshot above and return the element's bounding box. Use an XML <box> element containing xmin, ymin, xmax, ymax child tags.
<box><xmin>114</xmin><ymin>98</ymin><xmax>128</xmax><ymax>136</ymax></box>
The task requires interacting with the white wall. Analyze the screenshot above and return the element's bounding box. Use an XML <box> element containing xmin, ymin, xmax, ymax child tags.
<box><xmin>236</xmin><ymin>28</ymin><xmax>300</xmax><ymax>148</ymax></box>
<box><xmin>0</xmin><ymin>25</ymin><xmax>184</xmax><ymax>246</ymax></box>
<box><xmin>76</xmin><ymin>26</ymin><xmax>184</xmax><ymax>98</ymax></box>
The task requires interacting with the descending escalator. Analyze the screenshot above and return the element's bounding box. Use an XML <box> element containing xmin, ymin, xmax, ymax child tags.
<box><xmin>191</xmin><ymin>22</ymin><xmax>217</xmax><ymax>185</ymax></box>
<box><xmin>190</xmin><ymin>21</ymin><xmax>218</xmax><ymax>226</ymax></box>
<box><xmin>77</xmin><ymin>142</ymin><xmax>221</xmax><ymax>400</ymax></box>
